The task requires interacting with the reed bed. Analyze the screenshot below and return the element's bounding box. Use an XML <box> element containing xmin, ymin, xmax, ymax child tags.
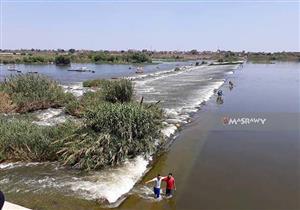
<box><xmin>0</xmin><ymin>74</ymin><xmax>74</xmax><ymax>113</ymax></box>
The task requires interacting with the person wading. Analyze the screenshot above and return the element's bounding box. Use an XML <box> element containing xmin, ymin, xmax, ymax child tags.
<box><xmin>145</xmin><ymin>174</ymin><xmax>163</xmax><ymax>199</ymax></box>
<box><xmin>163</xmin><ymin>173</ymin><xmax>176</xmax><ymax>197</ymax></box>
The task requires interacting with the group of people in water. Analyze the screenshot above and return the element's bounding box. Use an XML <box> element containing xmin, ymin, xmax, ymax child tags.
<box><xmin>145</xmin><ymin>173</ymin><xmax>176</xmax><ymax>199</ymax></box>
<box><xmin>145</xmin><ymin>81</ymin><xmax>235</xmax><ymax>199</ymax></box>
<box><xmin>215</xmin><ymin>80</ymin><xmax>234</xmax><ymax>104</ymax></box>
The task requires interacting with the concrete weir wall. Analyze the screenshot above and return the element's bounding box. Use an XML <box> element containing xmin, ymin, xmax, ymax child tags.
<box><xmin>3</xmin><ymin>202</ymin><xmax>31</xmax><ymax>210</ymax></box>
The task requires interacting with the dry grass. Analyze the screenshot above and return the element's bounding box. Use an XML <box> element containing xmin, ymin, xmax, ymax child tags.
<box><xmin>0</xmin><ymin>92</ymin><xmax>15</xmax><ymax>113</ymax></box>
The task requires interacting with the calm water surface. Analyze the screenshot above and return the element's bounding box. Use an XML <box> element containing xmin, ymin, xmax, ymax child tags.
<box><xmin>0</xmin><ymin>61</ymin><xmax>196</xmax><ymax>84</ymax></box>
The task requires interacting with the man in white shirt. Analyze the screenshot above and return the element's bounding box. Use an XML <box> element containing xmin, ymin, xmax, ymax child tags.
<box><xmin>145</xmin><ymin>174</ymin><xmax>163</xmax><ymax>198</ymax></box>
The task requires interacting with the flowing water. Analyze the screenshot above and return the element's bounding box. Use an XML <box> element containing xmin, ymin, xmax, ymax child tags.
<box><xmin>1</xmin><ymin>62</ymin><xmax>298</xmax><ymax>210</ymax></box>
<box><xmin>0</xmin><ymin>62</ymin><xmax>239</xmax><ymax>209</ymax></box>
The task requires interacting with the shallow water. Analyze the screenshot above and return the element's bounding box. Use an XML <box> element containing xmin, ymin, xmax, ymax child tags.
<box><xmin>2</xmin><ymin>62</ymin><xmax>299</xmax><ymax>210</ymax></box>
<box><xmin>121</xmin><ymin>62</ymin><xmax>300</xmax><ymax>210</ymax></box>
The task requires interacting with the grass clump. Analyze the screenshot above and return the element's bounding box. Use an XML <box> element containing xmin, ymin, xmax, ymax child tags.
<box><xmin>65</xmin><ymin>91</ymin><xmax>103</xmax><ymax>117</ymax></box>
<box><xmin>57</xmin><ymin>102</ymin><xmax>163</xmax><ymax>170</ymax></box>
<box><xmin>0</xmin><ymin>74</ymin><xmax>75</xmax><ymax>113</ymax></box>
<box><xmin>82</xmin><ymin>79</ymin><xmax>133</xmax><ymax>103</ymax></box>
<box><xmin>66</xmin><ymin>79</ymin><xmax>134</xmax><ymax>116</ymax></box>
<box><xmin>102</xmin><ymin>79</ymin><xmax>133</xmax><ymax>103</ymax></box>
<box><xmin>82</xmin><ymin>79</ymin><xmax>109</xmax><ymax>88</ymax></box>
<box><xmin>0</xmin><ymin>118</ymin><xmax>77</xmax><ymax>162</ymax></box>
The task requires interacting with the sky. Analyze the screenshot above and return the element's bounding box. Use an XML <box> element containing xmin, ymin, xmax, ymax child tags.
<box><xmin>0</xmin><ymin>0</ymin><xmax>299</xmax><ymax>52</ymax></box>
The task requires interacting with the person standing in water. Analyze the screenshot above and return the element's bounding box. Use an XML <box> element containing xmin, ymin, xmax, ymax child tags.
<box><xmin>229</xmin><ymin>81</ymin><xmax>234</xmax><ymax>90</ymax></box>
<box><xmin>163</xmin><ymin>173</ymin><xmax>176</xmax><ymax>197</ymax></box>
<box><xmin>145</xmin><ymin>174</ymin><xmax>163</xmax><ymax>199</ymax></box>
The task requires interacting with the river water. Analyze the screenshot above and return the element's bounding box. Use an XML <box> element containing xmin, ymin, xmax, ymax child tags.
<box><xmin>1</xmin><ymin>62</ymin><xmax>299</xmax><ymax>210</ymax></box>
<box><xmin>0</xmin><ymin>61</ymin><xmax>195</xmax><ymax>83</ymax></box>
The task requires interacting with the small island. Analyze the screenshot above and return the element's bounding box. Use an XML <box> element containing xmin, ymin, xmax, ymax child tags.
<box><xmin>0</xmin><ymin>74</ymin><xmax>164</xmax><ymax>170</ymax></box>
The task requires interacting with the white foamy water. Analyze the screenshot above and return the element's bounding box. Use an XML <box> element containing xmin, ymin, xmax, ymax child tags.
<box><xmin>61</xmin><ymin>82</ymin><xmax>92</xmax><ymax>97</ymax></box>
<box><xmin>0</xmin><ymin>64</ymin><xmax>239</xmax><ymax>206</ymax></box>
<box><xmin>0</xmin><ymin>162</ymin><xmax>42</xmax><ymax>170</ymax></box>
<box><xmin>0</xmin><ymin>157</ymin><xmax>149</xmax><ymax>204</ymax></box>
<box><xmin>67</xmin><ymin>156</ymin><xmax>149</xmax><ymax>203</ymax></box>
<box><xmin>134</xmin><ymin>64</ymin><xmax>238</xmax><ymax>137</ymax></box>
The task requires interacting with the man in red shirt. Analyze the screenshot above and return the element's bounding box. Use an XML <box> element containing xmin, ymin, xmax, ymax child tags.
<box><xmin>163</xmin><ymin>173</ymin><xmax>176</xmax><ymax>197</ymax></box>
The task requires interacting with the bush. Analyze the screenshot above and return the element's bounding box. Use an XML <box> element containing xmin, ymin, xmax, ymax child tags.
<box><xmin>67</xmin><ymin>79</ymin><xmax>134</xmax><ymax>116</ymax></box>
<box><xmin>57</xmin><ymin>102</ymin><xmax>163</xmax><ymax>170</ymax></box>
<box><xmin>102</xmin><ymin>79</ymin><xmax>133</xmax><ymax>103</ymax></box>
<box><xmin>0</xmin><ymin>74</ymin><xmax>74</xmax><ymax>113</ymax></box>
<box><xmin>126</xmin><ymin>52</ymin><xmax>151</xmax><ymax>63</ymax></box>
<box><xmin>82</xmin><ymin>79</ymin><xmax>109</xmax><ymax>88</ymax></box>
<box><xmin>23</xmin><ymin>56</ymin><xmax>46</xmax><ymax>64</ymax></box>
<box><xmin>0</xmin><ymin>118</ymin><xmax>76</xmax><ymax>162</ymax></box>
<box><xmin>55</xmin><ymin>55</ymin><xmax>71</xmax><ymax>65</ymax></box>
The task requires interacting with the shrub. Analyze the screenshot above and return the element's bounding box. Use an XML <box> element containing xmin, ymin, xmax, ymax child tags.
<box><xmin>0</xmin><ymin>118</ymin><xmax>76</xmax><ymax>162</ymax></box>
<box><xmin>93</xmin><ymin>52</ymin><xmax>108</xmax><ymax>63</ymax></box>
<box><xmin>0</xmin><ymin>74</ymin><xmax>73</xmax><ymax>113</ymax></box>
<box><xmin>67</xmin><ymin>79</ymin><xmax>134</xmax><ymax>116</ymax></box>
<box><xmin>57</xmin><ymin>102</ymin><xmax>163</xmax><ymax>170</ymax></box>
<box><xmin>102</xmin><ymin>79</ymin><xmax>133</xmax><ymax>103</ymax></box>
<box><xmin>126</xmin><ymin>52</ymin><xmax>151</xmax><ymax>63</ymax></box>
<box><xmin>55</xmin><ymin>55</ymin><xmax>71</xmax><ymax>65</ymax></box>
<box><xmin>22</xmin><ymin>56</ymin><xmax>46</xmax><ymax>64</ymax></box>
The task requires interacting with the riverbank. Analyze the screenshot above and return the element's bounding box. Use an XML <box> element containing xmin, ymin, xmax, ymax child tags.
<box><xmin>1</xmin><ymin>50</ymin><xmax>299</xmax><ymax>65</ymax></box>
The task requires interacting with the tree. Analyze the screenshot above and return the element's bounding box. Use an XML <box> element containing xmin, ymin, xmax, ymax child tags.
<box><xmin>190</xmin><ymin>49</ymin><xmax>199</xmax><ymax>55</ymax></box>
<box><xmin>68</xmin><ymin>48</ymin><xmax>76</xmax><ymax>54</ymax></box>
<box><xmin>55</xmin><ymin>55</ymin><xmax>71</xmax><ymax>65</ymax></box>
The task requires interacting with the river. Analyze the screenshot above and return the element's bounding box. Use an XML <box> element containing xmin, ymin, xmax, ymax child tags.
<box><xmin>0</xmin><ymin>62</ymin><xmax>299</xmax><ymax>210</ymax></box>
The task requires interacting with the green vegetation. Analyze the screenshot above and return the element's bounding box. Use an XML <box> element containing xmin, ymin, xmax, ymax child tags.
<box><xmin>57</xmin><ymin>102</ymin><xmax>163</xmax><ymax>170</ymax></box>
<box><xmin>82</xmin><ymin>79</ymin><xmax>108</xmax><ymax>88</ymax></box>
<box><xmin>92</xmin><ymin>51</ymin><xmax>151</xmax><ymax>64</ymax></box>
<box><xmin>0</xmin><ymin>75</ymin><xmax>164</xmax><ymax>170</ymax></box>
<box><xmin>0</xmin><ymin>118</ymin><xmax>76</xmax><ymax>162</ymax></box>
<box><xmin>0</xmin><ymin>51</ymin><xmax>152</xmax><ymax>64</ymax></box>
<box><xmin>0</xmin><ymin>74</ymin><xmax>74</xmax><ymax>113</ymax></box>
<box><xmin>0</xmin><ymin>50</ymin><xmax>299</xmax><ymax>65</ymax></box>
<box><xmin>67</xmin><ymin>79</ymin><xmax>133</xmax><ymax>116</ymax></box>
<box><xmin>247</xmin><ymin>52</ymin><xmax>300</xmax><ymax>63</ymax></box>
<box><xmin>101</xmin><ymin>79</ymin><xmax>133</xmax><ymax>103</ymax></box>
<box><xmin>55</xmin><ymin>55</ymin><xmax>71</xmax><ymax>65</ymax></box>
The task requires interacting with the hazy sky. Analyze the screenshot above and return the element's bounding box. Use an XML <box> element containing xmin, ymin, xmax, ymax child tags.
<box><xmin>1</xmin><ymin>0</ymin><xmax>299</xmax><ymax>52</ymax></box>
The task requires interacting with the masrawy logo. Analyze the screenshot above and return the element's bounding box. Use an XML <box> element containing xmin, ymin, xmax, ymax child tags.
<box><xmin>222</xmin><ymin>116</ymin><xmax>267</xmax><ymax>126</ymax></box>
